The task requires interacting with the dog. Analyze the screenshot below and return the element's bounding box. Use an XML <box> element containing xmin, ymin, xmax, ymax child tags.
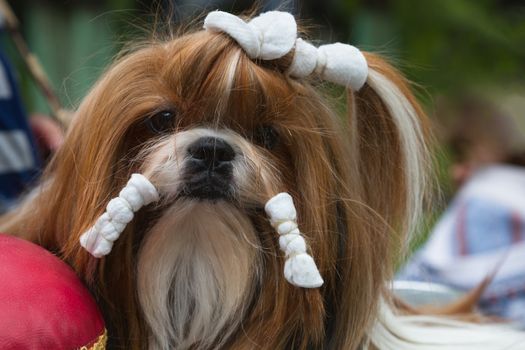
<box><xmin>1</xmin><ymin>10</ymin><xmax>524</xmax><ymax>350</ymax></box>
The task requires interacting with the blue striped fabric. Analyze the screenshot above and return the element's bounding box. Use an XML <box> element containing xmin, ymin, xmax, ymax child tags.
<box><xmin>459</xmin><ymin>198</ymin><xmax>524</xmax><ymax>254</ymax></box>
<box><xmin>0</xmin><ymin>48</ymin><xmax>41</xmax><ymax>211</ymax></box>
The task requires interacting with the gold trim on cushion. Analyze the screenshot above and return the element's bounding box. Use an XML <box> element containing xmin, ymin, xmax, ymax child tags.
<box><xmin>79</xmin><ymin>329</ymin><xmax>107</xmax><ymax>350</ymax></box>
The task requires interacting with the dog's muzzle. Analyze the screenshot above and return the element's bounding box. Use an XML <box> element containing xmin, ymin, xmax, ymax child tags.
<box><xmin>182</xmin><ymin>136</ymin><xmax>235</xmax><ymax>200</ymax></box>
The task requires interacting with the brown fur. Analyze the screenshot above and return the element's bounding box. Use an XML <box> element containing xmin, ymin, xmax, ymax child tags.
<box><xmin>0</xmin><ymin>23</ymin><xmax>431</xmax><ymax>349</ymax></box>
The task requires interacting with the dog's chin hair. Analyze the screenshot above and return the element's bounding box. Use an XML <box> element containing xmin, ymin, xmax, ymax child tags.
<box><xmin>137</xmin><ymin>199</ymin><xmax>261</xmax><ymax>350</ymax></box>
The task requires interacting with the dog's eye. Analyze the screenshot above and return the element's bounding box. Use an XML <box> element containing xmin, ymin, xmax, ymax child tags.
<box><xmin>145</xmin><ymin>110</ymin><xmax>177</xmax><ymax>134</ymax></box>
<box><xmin>254</xmin><ymin>125</ymin><xmax>279</xmax><ymax>150</ymax></box>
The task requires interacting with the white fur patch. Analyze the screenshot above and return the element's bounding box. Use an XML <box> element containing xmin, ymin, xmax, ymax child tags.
<box><xmin>137</xmin><ymin>200</ymin><xmax>261</xmax><ymax>349</ymax></box>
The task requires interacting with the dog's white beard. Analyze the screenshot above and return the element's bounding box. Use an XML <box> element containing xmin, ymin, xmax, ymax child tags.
<box><xmin>137</xmin><ymin>200</ymin><xmax>260</xmax><ymax>350</ymax></box>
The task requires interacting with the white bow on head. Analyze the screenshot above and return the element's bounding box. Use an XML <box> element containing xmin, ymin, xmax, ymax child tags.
<box><xmin>204</xmin><ymin>11</ymin><xmax>297</xmax><ymax>60</ymax></box>
<box><xmin>203</xmin><ymin>10</ymin><xmax>368</xmax><ymax>91</ymax></box>
<box><xmin>288</xmin><ymin>39</ymin><xmax>368</xmax><ymax>91</ymax></box>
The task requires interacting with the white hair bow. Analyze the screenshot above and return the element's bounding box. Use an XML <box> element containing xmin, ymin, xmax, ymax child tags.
<box><xmin>204</xmin><ymin>11</ymin><xmax>297</xmax><ymax>60</ymax></box>
<box><xmin>79</xmin><ymin>174</ymin><xmax>159</xmax><ymax>258</ymax></box>
<box><xmin>288</xmin><ymin>38</ymin><xmax>368</xmax><ymax>91</ymax></box>
<box><xmin>265</xmin><ymin>193</ymin><xmax>324</xmax><ymax>288</ymax></box>
<box><xmin>203</xmin><ymin>10</ymin><xmax>368</xmax><ymax>90</ymax></box>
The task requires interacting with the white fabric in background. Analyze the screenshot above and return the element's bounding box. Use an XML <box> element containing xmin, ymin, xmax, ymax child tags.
<box><xmin>418</xmin><ymin>165</ymin><xmax>525</xmax><ymax>288</ymax></box>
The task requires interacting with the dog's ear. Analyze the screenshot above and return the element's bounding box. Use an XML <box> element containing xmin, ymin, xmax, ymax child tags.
<box><xmin>321</xmin><ymin>53</ymin><xmax>431</xmax><ymax>349</ymax></box>
<box><xmin>349</xmin><ymin>52</ymin><xmax>430</xmax><ymax>250</ymax></box>
<box><xmin>0</xmin><ymin>46</ymin><xmax>166</xmax><ymax>262</ymax></box>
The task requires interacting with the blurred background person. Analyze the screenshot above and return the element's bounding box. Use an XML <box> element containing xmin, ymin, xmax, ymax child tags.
<box><xmin>0</xmin><ymin>6</ymin><xmax>63</xmax><ymax>213</ymax></box>
<box><xmin>399</xmin><ymin>91</ymin><xmax>525</xmax><ymax>327</ymax></box>
<box><xmin>0</xmin><ymin>42</ymin><xmax>41</xmax><ymax>213</ymax></box>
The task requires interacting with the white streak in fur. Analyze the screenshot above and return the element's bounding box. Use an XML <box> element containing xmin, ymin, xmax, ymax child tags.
<box><xmin>369</xmin><ymin>299</ymin><xmax>525</xmax><ymax>350</ymax></box>
<box><xmin>360</xmin><ymin>73</ymin><xmax>525</xmax><ymax>349</ymax></box>
<box><xmin>366</xmin><ymin>70</ymin><xmax>429</xmax><ymax>243</ymax></box>
<box><xmin>137</xmin><ymin>200</ymin><xmax>260</xmax><ymax>349</ymax></box>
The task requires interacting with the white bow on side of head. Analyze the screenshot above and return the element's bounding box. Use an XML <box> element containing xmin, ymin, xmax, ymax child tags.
<box><xmin>203</xmin><ymin>10</ymin><xmax>368</xmax><ymax>90</ymax></box>
<box><xmin>79</xmin><ymin>174</ymin><xmax>159</xmax><ymax>258</ymax></box>
<box><xmin>265</xmin><ymin>193</ymin><xmax>324</xmax><ymax>288</ymax></box>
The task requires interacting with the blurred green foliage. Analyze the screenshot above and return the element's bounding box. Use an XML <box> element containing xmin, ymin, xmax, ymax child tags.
<box><xmin>8</xmin><ymin>0</ymin><xmax>525</xmax><ymax>116</ymax></box>
<box><xmin>347</xmin><ymin>0</ymin><xmax>524</xmax><ymax>203</ymax></box>
<box><xmin>351</xmin><ymin>0</ymin><xmax>525</xmax><ymax>99</ymax></box>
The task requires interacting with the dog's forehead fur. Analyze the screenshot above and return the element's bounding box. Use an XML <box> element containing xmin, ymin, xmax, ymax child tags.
<box><xmin>87</xmin><ymin>31</ymin><xmax>331</xmax><ymax>137</ymax></box>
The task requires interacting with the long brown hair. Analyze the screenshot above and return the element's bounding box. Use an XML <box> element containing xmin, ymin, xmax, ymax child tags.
<box><xmin>1</xmin><ymin>23</ymin><xmax>431</xmax><ymax>349</ymax></box>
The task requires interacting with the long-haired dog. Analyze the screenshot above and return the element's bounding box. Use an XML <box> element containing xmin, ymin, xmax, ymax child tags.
<box><xmin>1</xmin><ymin>10</ymin><xmax>524</xmax><ymax>350</ymax></box>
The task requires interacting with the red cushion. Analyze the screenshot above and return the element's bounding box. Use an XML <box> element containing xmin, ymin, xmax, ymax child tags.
<box><xmin>0</xmin><ymin>234</ymin><xmax>105</xmax><ymax>349</ymax></box>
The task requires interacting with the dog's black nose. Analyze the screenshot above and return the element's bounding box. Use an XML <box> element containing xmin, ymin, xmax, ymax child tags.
<box><xmin>187</xmin><ymin>137</ymin><xmax>235</xmax><ymax>168</ymax></box>
<box><xmin>184</xmin><ymin>137</ymin><xmax>235</xmax><ymax>200</ymax></box>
